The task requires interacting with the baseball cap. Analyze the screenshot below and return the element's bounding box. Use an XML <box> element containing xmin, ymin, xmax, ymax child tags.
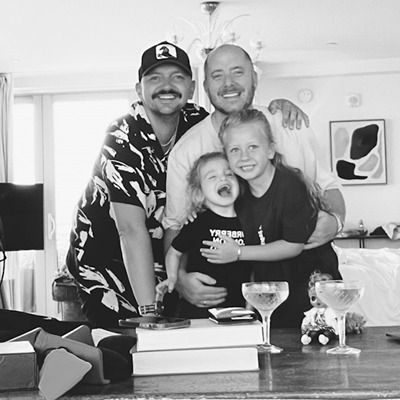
<box><xmin>138</xmin><ymin>41</ymin><xmax>192</xmax><ymax>81</ymax></box>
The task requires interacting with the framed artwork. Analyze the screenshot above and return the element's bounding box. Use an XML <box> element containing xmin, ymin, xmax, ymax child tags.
<box><xmin>329</xmin><ymin>119</ymin><xmax>386</xmax><ymax>185</ymax></box>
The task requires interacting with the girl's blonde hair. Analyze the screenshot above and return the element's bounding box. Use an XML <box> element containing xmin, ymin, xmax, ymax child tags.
<box><xmin>187</xmin><ymin>152</ymin><xmax>229</xmax><ymax>213</ymax></box>
<box><xmin>218</xmin><ymin>109</ymin><xmax>330</xmax><ymax>215</ymax></box>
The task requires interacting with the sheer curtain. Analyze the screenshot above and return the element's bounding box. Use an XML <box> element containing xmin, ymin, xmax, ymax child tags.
<box><xmin>0</xmin><ymin>73</ymin><xmax>36</xmax><ymax>312</ymax></box>
<box><xmin>0</xmin><ymin>73</ymin><xmax>12</xmax><ymax>181</ymax></box>
<box><xmin>0</xmin><ymin>73</ymin><xmax>12</xmax><ymax>308</ymax></box>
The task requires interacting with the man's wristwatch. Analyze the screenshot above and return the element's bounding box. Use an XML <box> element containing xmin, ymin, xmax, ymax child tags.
<box><xmin>138</xmin><ymin>300</ymin><xmax>164</xmax><ymax>316</ymax></box>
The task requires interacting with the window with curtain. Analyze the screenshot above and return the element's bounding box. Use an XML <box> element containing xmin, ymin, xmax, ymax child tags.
<box><xmin>11</xmin><ymin>92</ymin><xmax>132</xmax><ymax>315</ymax></box>
<box><xmin>3</xmin><ymin>98</ymin><xmax>37</xmax><ymax>312</ymax></box>
<box><xmin>13</xmin><ymin>100</ymin><xmax>35</xmax><ymax>184</ymax></box>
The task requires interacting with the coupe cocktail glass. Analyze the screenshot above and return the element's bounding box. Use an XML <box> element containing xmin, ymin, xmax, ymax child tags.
<box><xmin>242</xmin><ymin>281</ymin><xmax>289</xmax><ymax>353</ymax></box>
<box><xmin>315</xmin><ymin>280</ymin><xmax>364</xmax><ymax>355</ymax></box>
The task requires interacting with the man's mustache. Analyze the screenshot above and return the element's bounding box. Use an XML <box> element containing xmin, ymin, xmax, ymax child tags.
<box><xmin>219</xmin><ymin>84</ymin><xmax>242</xmax><ymax>96</ymax></box>
<box><xmin>152</xmin><ymin>90</ymin><xmax>182</xmax><ymax>99</ymax></box>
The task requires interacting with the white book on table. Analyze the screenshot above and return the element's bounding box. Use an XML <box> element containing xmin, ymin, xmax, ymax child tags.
<box><xmin>132</xmin><ymin>346</ymin><xmax>259</xmax><ymax>376</ymax></box>
<box><xmin>134</xmin><ymin>318</ymin><xmax>263</xmax><ymax>352</ymax></box>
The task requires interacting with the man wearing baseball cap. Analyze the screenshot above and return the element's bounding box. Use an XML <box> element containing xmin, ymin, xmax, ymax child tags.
<box><xmin>138</xmin><ymin>41</ymin><xmax>192</xmax><ymax>80</ymax></box>
<box><xmin>66</xmin><ymin>41</ymin><xmax>306</xmax><ymax>327</ymax></box>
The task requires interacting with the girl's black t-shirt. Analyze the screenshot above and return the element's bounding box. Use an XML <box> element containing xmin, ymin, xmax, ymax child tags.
<box><xmin>236</xmin><ymin>167</ymin><xmax>341</xmax><ymax>328</ymax></box>
<box><xmin>173</xmin><ymin>209</ymin><xmax>251</xmax><ymax>318</ymax></box>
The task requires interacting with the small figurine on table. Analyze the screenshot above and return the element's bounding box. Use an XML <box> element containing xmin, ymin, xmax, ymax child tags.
<box><xmin>301</xmin><ymin>271</ymin><xmax>367</xmax><ymax>346</ymax></box>
<box><xmin>301</xmin><ymin>271</ymin><xmax>338</xmax><ymax>345</ymax></box>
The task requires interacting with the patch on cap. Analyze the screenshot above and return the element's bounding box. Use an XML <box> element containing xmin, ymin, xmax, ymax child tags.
<box><xmin>155</xmin><ymin>44</ymin><xmax>177</xmax><ymax>60</ymax></box>
<box><xmin>138</xmin><ymin>41</ymin><xmax>192</xmax><ymax>81</ymax></box>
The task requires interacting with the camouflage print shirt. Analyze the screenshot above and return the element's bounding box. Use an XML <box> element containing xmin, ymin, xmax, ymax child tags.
<box><xmin>67</xmin><ymin>101</ymin><xmax>208</xmax><ymax>317</ymax></box>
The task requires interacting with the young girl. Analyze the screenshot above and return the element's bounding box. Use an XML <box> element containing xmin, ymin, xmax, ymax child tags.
<box><xmin>158</xmin><ymin>152</ymin><xmax>250</xmax><ymax>318</ymax></box>
<box><xmin>201</xmin><ymin>109</ymin><xmax>341</xmax><ymax>328</ymax></box>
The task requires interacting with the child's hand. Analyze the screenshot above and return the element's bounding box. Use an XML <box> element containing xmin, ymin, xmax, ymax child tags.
<box><xmin>200</xmin><ymin>235</ymin><xmax>241</xmax><ymax>264</ymax></box>
<box><xmin>157</xmin><ymin>277</ymin><xmax>176</xmax><ymax>294</ymax></box>
<box><xmin>156</xmin><ymin>280</ymin><xmax>169</xmax><ymax>298</ymax></box>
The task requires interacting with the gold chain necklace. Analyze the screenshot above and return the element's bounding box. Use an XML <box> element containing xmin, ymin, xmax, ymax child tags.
<box><xmin>160</xmin><ymin>124</ymin><xmax>178</xmax><ymax>152</ymax></box>
<box><xmin>160</xmin><ymin>132</ymin><xmax>176</xmax><ymax>148</ymax></box>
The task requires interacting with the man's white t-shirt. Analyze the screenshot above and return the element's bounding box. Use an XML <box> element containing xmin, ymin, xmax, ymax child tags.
<box><xmin>163</xmin><ymin>106</ymin><xmax>340</xmax><ymax>230</ymax></box>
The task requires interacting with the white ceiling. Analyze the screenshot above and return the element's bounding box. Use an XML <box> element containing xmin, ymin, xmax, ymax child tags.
<box><xmin>2</xmin><ymin>0</ymin><xmax>400</xmax><ymax>76</ymax></box>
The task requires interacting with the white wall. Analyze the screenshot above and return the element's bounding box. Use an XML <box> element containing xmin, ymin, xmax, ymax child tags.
<box><xmin>258</xmin><ymin>72</ymin><xmax>400</xmax><ymax>232</ymax></box>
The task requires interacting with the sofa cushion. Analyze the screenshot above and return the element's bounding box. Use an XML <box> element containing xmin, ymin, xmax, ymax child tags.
<box><xmin>336</xmin><ymin>246</ymin><xmax>400</xmax><ymax>326</ymax></box>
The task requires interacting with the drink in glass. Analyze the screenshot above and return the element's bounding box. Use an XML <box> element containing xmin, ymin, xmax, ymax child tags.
<box><xmin>242</xmin><ymin>281</ymin><xmax>289</xmax><ymax>353</ymax></box>
<box><xmin>315</xmin><ymin>280</ymin><xmax>364</xmax><ymax>354</ymax></box>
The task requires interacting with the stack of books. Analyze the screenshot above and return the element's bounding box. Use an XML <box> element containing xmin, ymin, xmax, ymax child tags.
<box><xmin>131</xmin><ymin>318</ymin><xmax>263</xmax><ymax>376</ymax></box>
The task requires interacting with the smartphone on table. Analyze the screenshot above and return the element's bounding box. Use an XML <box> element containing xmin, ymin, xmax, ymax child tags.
<box><xmin>208</xmin><ymin>307</ymin><xmax>258</xmax><ymax>324</ymax></box>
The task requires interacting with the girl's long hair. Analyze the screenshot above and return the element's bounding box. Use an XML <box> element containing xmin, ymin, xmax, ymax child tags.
<box><xmin>218</xmin><ymin>109</ymin><xmax>330</xmax><ymax>217</ymax></box>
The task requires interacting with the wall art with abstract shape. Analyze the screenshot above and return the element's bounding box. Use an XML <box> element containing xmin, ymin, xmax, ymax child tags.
<box><xmin>329</xmin><ymin>119</ymin><xmax>386</xmax><ymax>185</ymax></box>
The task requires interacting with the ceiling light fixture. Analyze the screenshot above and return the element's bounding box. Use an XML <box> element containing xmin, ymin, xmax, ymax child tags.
<box><xmin>168</xmin><ymin>1</ymin><xmax>264</xmax><ymax>64</ymax></box>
